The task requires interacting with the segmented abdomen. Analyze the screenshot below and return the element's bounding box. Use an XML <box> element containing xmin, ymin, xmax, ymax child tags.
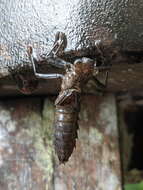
<box><xmin>54</xmin><ymin>105</ymin><xmax>79</xmax><ymax>163</ymax></box>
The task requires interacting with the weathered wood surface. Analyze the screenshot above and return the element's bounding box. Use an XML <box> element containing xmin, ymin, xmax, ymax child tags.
<box><xmin>0</xmin><ymin>61</ymin><xmax>143</xmax><ymax>96</ymax></box>
<box><xmin>0</xmin><ymin>98</ymin><xmax>54</xmax><ymax>190</ymax></box>
<box><xmin>0</xmin><ymin>95</ymin><xmax>122</xmax><ymax>190</ymax></box>
<box><xmin>117</xmin><ymin>93</ymin><xmax>143</xmax><ymax>185</ymax></box>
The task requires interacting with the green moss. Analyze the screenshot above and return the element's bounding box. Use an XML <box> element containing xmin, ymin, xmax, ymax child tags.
<box><xmin>21</xmin><ymin>99</ymin><xmax>55</xmax><ymax>188</ymax></box>
<box><xmin>89</xmin><ymin>128</ymin><xmax>104</xmax><ymax>144</ymax></box>
<box><xmin>42</xmin><ymin>99</ymin><xmax>55</xmax><ymax>142</ymax></box>
<box><xmin>124</xmin><ymin>181</ymin><xmax>143</xmax><ymax>190</ymax></box>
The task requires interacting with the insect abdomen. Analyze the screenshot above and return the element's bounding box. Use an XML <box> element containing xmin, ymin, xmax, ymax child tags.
<box><xmin>54</xmin><ymin>105</ymin><xmax>79</xmax><ymax>163</ymax></box>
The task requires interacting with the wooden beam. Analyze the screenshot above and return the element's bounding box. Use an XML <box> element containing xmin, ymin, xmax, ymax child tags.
<box><xmin>0</xmin><ymin>61</ymin><xmax>142</xmax><ymax>96</ymax></box>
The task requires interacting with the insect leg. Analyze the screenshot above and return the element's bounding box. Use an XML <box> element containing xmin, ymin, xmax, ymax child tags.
<box><xmin>92</xmin><ymin>76</ymin><xmax>106</xmax><ymax>90</ymax></box>
<box><xmin>47</xmin><ymin>32</ymin><xmax>67</xmax><ymax>57</ymax></box>
<box><xmin>47</xmin><ymin>57</ymin><xmax>71</xmax><ymax>70</ymax></box>
<box><xmin>93</xmin><ymin>63</ymin><xmax>110</xmax><ymax>91</ymax></box>
<box><xmin>32</xmin><ymin>57</ymin><xmax>63</xmax><ymax>79</ymax></box>
<box><xmin>104</xmin><ymin>70</ymin><xmax>109</xmax><ymax>87</ymax></box>
<box><xmin>53</xmin><ymin>40</ymin><xmax>64</xmax><ymax>56</ymax></box>
<box><xmin>46</xmin><ymin>41</ymin><xmax>58</xmax><ymax>57</ymax></box>
<box><xmin>27</xmin><ymin>46</ymin><xmax>63</xmax><ymax>79</ymax></box>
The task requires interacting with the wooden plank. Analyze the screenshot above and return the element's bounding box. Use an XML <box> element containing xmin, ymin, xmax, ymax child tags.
<box><xmin>0</xmin><ymin>61</ymin><xmax>143</xmax><ymax>96</ymax></box>
<box><xmin>0</xmin><ymin>98</ymin><xmax>54</xmax><ymax>190</ymax></box>
<box><xmin>54</xmin><ymin>95</ymin><xmax>122</xmax><ymax>190</ymax></box>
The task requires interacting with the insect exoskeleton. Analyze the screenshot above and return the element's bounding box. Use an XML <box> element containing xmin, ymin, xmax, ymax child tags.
<box><xmin>53</xmin><ymin>57</ymin><xmax>96</xmax><ymax>163</ymax></box>
<box><xmin>28</xmin><ymin>31</ymin><xmax>108</xmax><ymax>163</ymax></box>
<box><xmin>54</xmin><ymin>90</ymin><xmax>80</xmax><ymax>163</ymax></box>
<box><xmin>54</xmin><ymin>104</ymin><xmax>79</xmax><ymax>163</ymax></box>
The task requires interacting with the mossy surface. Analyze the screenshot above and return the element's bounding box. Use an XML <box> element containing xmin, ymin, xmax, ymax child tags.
<box><xmin>125</xmin><ymin>181</ymin><xmax>143</xmax><ymax>190</ymax></box>
<box><xmin>15</xmin><ymin>98</ymin><xmax>55</xmax><ymax>189</ymax></box>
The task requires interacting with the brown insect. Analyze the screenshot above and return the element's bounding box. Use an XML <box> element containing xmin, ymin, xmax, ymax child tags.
<box><xmin>54</xmin><ymin>57</ymin><xmax>101</xmax><ymax>163</ymax></box>
<box><xmin>28</xmin><ymin>32</ymin><xmax>108</xmax><ymax>163</ymax></box>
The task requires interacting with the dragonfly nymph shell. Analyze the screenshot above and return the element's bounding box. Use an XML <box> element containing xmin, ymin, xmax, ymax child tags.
<box><xmin>54</xmin><ymin>101</ymin><xmax>79</xmax><ymax>163</ymax></box>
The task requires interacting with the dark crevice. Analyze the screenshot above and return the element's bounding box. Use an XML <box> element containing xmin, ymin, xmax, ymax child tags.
<box><xmin>122</xmin><ymin>51</ymin><xmax>143</xmax><ymax>64</ymax></box>
<box><xmin>124</xmin><ymin>105</ymin><xmax>143</xmax><ymax>170</ymax></box>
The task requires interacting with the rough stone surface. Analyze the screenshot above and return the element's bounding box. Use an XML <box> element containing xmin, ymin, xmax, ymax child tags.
<box><xmin>0</xmin><ymin>0</ymin><xmax>143</xmax><ymax>69</ymax></box>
